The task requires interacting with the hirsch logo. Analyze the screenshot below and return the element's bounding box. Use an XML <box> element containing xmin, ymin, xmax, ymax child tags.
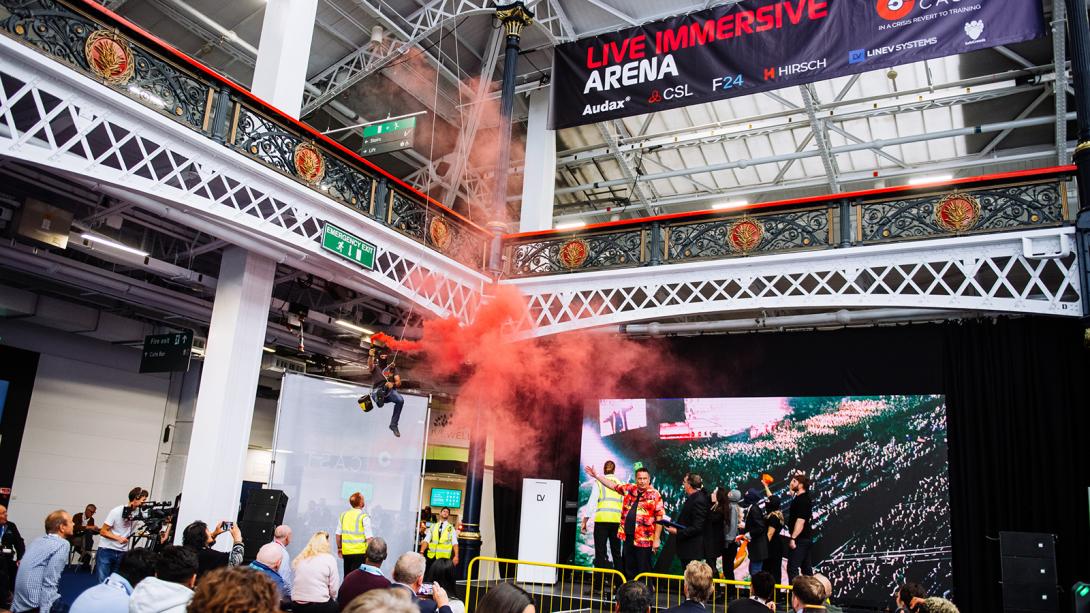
<box><xmin>964</xmin><ymin>20</ymin><xmax>985</xmax><ymax>43</ymax></box>
<box><xmin>583</xmin><ymin>96</ymin><xmax>630</xmax><ymax>116</ymax></box>
<box><xmin>876</xmin><ymin>0</ymin><xmax>915</xmax><ymax>21</ymax></box>
<box><xmin>763</xmin><ymin>59</ymin><xmax>827</xmax><ymax>81</ymax></box>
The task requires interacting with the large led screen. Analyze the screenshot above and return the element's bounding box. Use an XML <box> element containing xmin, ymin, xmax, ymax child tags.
<box><xmin>577</xmin><ymin>395</ymin><xmax>951</xmax><ymax>605</ymax></box>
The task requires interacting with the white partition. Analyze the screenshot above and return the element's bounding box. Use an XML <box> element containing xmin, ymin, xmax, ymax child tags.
<box><xmin>516</xmin><ymin>478</ymin><xmax>562</xmax><ymax>584</ymax></box>
<box><xmin>270</xmin><ymin>373</ymin><xmax>427</xmax><ymax>575</ymax></box>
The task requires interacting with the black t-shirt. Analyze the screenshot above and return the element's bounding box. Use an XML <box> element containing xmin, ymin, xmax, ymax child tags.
<box><xmin>624</xmin><ymin>490</ymin><xmax>642</xmax><ymax>541</ymax></box>
<box><xmin>371</xmin><ymin>357</ymin><xmax>397</xmax><ymax>386</ymax></box>
<box><xmin>788</xmin><ymin>491</ymin><xmax>813</xmax><ymax>539</ymax></box>
<box><xmin>766</xmin><ymin>513</ymin><xmax>784</xmax><ymax>558</ymax></box>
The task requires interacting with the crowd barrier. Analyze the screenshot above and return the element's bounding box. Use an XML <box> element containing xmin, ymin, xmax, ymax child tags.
<box><xmin>464</xmin><ymin>556</ymin><xmax>791</xmax><ymax>612</ymax></box>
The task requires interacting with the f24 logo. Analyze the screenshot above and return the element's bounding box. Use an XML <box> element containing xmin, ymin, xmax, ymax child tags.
<box><xmin>876</xmin><ymin>0</ymin><xmax>915</xmax><ymax>20</ymax></box>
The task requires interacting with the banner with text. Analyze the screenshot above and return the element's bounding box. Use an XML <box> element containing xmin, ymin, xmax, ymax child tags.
<box><xmin>549</xmin><ymin>0</ymin><xmax>1043</xmax><ymax>129</ymax></box>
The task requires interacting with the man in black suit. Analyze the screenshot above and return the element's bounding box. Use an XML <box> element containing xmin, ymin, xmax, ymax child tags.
<box><xmin>0</xmin><ymin>505</ymin><xmax>25</xmax><ymax>609</ymax></box>
<box><xmin>664</xmin><ymin>473</ymin><xmax>710</xmax><ymax>569</ymax></box>
<box><xmin>390</xmin><ymin>551</ymin><xmax>454</xmax><ymax>613</ymax></box>
<box><xmin>726</xmin><ymin>570</ymin><xmax>776</xmax><ymax>612</ymax></box>
<box><xmin>663</xmin><ymin>561</ymin><xmax>714</xmax><ymax>612</ymax></box>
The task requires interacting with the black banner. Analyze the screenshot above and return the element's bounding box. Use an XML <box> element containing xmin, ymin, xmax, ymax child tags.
<box><xmin>550</xmin><ymin>0</ymin><xmax>1044</xmax><ymax>129</ymax></box>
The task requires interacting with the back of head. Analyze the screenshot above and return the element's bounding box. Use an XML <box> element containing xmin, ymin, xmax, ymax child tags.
<box><xmin>813</xmin><ymin>573</ymin><xmax>833</xmax><ymax>600</ymax></box>
<box><xmin>188</xmin><ymin>566</ymin><xmax>280</xmax><ymax>613</ymax></box>
<box><xmin>791</xmin><ymin>575</ymin><xmax>825</xmax><ymax>606</ymax></box>
<box><xmin>342</xmin><ymin>588</ymin><xmax>417</xmax><ymax>613</ymax></box>
<box><xmin>897</xmin><ymin>581</ymin><xmax>927</xmax><ymax>607</ymax></box>
<box><xmin>392</xmin><ymin>552</ymin><xmax>426</xmax><ymax>585</ymax></box>
<box><xmin>918</xmin><ymin>597</ymin><xmax>960</xmax><ymax>613</ymax></box>
<box><xmin>44</xmin><ymin>510</ymin><xmax>68</xmax><ymax>534</ymax></box>
<box><xmin>119</xmin><ymin>548</ymin><xmax>158</xmax><ymax>587</ymax></box>
<box><xmin>749</xmin><ymin>571</ymin><xmax>775</xmax><ymax>602</ymax></box>
<box><xmin>181</xmin><ymin>521</ymin><xmax>208</xmax><ymax>550</ymax></box>
<box><xmin>156</xmin><ymin>545</ymin><xmax>198</xmax><ymax>585</ymax></box>
<box><xmin>365</xmin><ymin>536</ymin><xmax>389</xmax><ymax>566</ymax></box>
<box><xmin>683</xmin><ymin>561</ymin><xmax>713</xmax><ymax>603</ymax></box>
<box><xmin>424</xmin><ymin>558</ymin><xmax>458</xmax><ymax>595</ymax></box>
<box><xmin>476</xmin><ymin>582</ymin><xmax>535</xmax><ymax>613</ymax></box>
<box><xmin>615</xmin><ymin>580</ymin><xmax>654</xmax><ymax>613</ymax></box>
<box><xmin>255</xmin><ymin>542</ymin><xmax>284</xmax><ymax>569</ymax></box>
<box><xmin>296</xmin><ymin>531</ymin><xmax>331</xmax><ymax>565</ymax></box>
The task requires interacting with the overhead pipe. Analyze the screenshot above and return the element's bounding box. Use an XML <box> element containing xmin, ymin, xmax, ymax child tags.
<box><xmin>556</xmin><ymin>113</ymin><xmax>1076</xmax><ymax>197</ymax></box>
<box><xmin>623</xmin><ymin>308</ymin><xmax>976</xmax><ymax>336</ymax></box>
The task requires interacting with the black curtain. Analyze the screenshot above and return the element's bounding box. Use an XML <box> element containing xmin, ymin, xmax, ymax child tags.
<box><xmin>0</xmin><ymin>345</ymin><xmax>40</xmax><ymax>508</ymax></box>
<box><xmin>943</xmin><ymin>317</ymin><xmax>1090</xmax><ymax>610</ymax></box>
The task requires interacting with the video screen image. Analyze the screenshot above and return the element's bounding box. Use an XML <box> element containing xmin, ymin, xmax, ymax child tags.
<box><xmin>577</xmin><ymin>395</ymin><xmax>951</xmax><ymax>605</ymax></box>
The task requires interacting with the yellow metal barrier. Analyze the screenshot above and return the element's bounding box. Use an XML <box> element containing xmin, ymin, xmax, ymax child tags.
<box><xmin>466</xmin><ymin>556</ymin><xmax>626</xmax><ymax>612</ymax></box>
<box><xmin>633</xmin><ymin>572</ymin><xmax>793</xmax><ymax>611</ymax></box>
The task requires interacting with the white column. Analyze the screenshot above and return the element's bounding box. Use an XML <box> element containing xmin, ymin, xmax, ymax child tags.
<box><xmin>519</xmin><ymin>89</ymin><xmax>556</xmax><ymax>232</ymax></box>
<box><xmin>176</xmin><ymin>248</ymin><xmax>274</xmax><ymax>547</ymax></box>
<box><xmin>251</xmin><ymin>0</ymin><xmax>319</xmax><ymax>118</ymax></box>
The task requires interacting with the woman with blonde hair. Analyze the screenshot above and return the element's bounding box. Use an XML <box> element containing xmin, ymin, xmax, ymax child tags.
<box><xmin>290</xmin><ymin>531</ymin><xmax>341</xmax><ymax>613</ymax></box>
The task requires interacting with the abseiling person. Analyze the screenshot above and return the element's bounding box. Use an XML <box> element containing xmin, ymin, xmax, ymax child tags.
<box><xmin>580</xmin><ymin>460</ymin><xmax>624</xmax><ymax>572</ymax></box>
<box><xmin>584</xmin><ymin>463</ymin><xmax>665</xmax><ymax>579</ymax></box>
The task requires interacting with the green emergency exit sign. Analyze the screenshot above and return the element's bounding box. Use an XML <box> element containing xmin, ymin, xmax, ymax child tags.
<box><xmin>321</xmin><ymin>223</ymin><xmax>376</xmax><ymax>270</ymax></box>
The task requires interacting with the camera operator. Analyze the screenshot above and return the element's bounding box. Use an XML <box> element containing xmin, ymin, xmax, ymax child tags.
<box><xmin>97</xmin><ymin>487</ymin><xmax>148</xmax><ymax>584</ymax></box>
<box><xmin>181</xmin><ymin>520</ymin><xmax>243</xmax><ymax>578</ymax></box>
<box><xmin>0</xmin><ymin>504</ymin><xmax>26</xmax><ymax>609</ymax></box>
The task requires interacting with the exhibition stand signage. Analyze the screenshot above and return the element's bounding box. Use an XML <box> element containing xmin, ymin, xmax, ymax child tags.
<box><xmin>516</xmin><ymin>478</ymin><xmax>563</xmax><ymax>584</ymax></box>
<box><xmin>550</xmin><ymin>0</ymin><xmax>1044</xmax><ymax>128</ymax></box>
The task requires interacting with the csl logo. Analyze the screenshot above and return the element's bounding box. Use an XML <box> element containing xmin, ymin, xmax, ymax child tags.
<box><xmin>876</xmin><ymin>0</ymin><xmax>915</xmax><ymax>20</ymax></box>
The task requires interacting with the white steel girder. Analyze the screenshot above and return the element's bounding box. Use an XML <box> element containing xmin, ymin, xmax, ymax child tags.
<box><xmin>502</xmin><ymin>228</ymin><xmax>1082</xmax><ymax>338</ymax></box>
<box><xmin>0</xmin><ymin>34</ymin><xmax>487</xmax><ymax>322</ymax></box>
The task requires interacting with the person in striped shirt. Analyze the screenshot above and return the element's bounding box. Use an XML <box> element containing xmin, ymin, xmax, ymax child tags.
<box><xmin>11</xmin><ymin>510</ymin><xmax>73</xmax><ymax>613</ymax></box>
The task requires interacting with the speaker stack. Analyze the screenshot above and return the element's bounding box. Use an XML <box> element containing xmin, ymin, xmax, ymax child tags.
<box><xmin>999</xmin><ymin>531</ymin><xmax>1058</xmax><ymax>613</ymax></box>
<box><xmin>239</xmin><ymin>489</ymin><xmax>288</xmax><ymax>562</ymax></box>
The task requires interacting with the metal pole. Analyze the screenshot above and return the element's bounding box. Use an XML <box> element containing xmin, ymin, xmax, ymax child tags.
<box><xmin>1063</xmin><ymin>0</ymin><xmax>1090</xmax><ymax>315</ymax></box>
<box><xmin>461</xmin><ymin>1</ymin><xmax>534</xmax><ymax>577</ymax></box>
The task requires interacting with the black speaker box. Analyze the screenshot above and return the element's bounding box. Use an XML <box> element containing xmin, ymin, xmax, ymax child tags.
<box><xmin>242</xmin><ymin>489</ymin><xmax>288</xmax><ymax>524</ymax></box>
<box><xmin>238</xmin><ymin>520</ymin><xmax>275</xmax><ymax>561</ymax></box>
<box><xmin>999</xmin><ymin>531</ymin><xmax>1055</xmax><ymax>559</ymax></box>
<box><xmin>1000</xmin><ymin>582</ymin><xmax>1058</xmax><ymax>612</ymax></box>
<box><xmin>1001</xmin><ymin>555</ymin><xmax>1057</xmax><ymax>586</ymax></box>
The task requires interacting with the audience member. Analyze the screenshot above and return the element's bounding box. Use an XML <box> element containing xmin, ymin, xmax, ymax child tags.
<box><xmin>187</xmin><ymin>566</ymin><xmax>281</xmax><ymax>613</ymax></box>
<box><xmin>127</xmin><ymin>545</ymin><xmax>197</xmax><ymax>613</ymax></box>
<box><xmin>726</xmin><ymin>571</ymin><xmax>775</xmax><ymax>612</ymax></box>
<box><xmin>789</xmin><ymin>575</ymin><xmax>826</xmax><ymax>612</ymax></box>
<box><xmin>813</xmin><ymin>573</ymin><xmax>843</xmax><ymax>613</ymax></box>
<box><xmin>913</xmin><ymin>597</ymin><xmax>959</xmax><ymax>613</ymax></box>
<box><xmin>664</xmin><ymin>560</ymin><xmax>713</xmax><ymax>612</ymax></box>
<box><xmin>0</xmin><ymin>505</ymin><xmax>25</xmax><ymax>609</ymax></box>
<box><xmin>273</xmin><ymin>525</ymin><xmax>294</xmax><ymax>594</ymax></box>
<box><xmin>475</xmin><ymin>583</ymin><xmax>535</xmax><ymax>613</ymax></box>
<box><xmin>291</xmin><ymin>531</ymin><xmax>339</xmax><ymax>613</ymax></box>
<box><xmin>180</xmin><ymin>520</ymin><xmax>243</xmax><ymax>578</ymax></box>
<box><xmin>97</xmin><ymin>486</ymin><xmax>147</xmax><ymax>584</ymax></box>
<box><xmin>70</xmin><ymin>548</ymin><xmax>157</xmax><ymax>613</ymax></box>
<box><xmin>423</xmin><ymin>559</ymin><xmax>463</xmax><ymax>613</ymax></box>
<box><xmin>895</xmin><ymin>582</ymin><xmax>927</xmax><ymax>612</ymax></box>
<box><xmin>70</xmin><ymin>504</ymin><xmax>99</xmax><ymax>568</ymax></box>
<box><xmin>337</xmin><ymin>493</ymin><xmax>372</xmax><ymax>580</ymax></box>
<box><xmin>614</xmin><ymin>580</ymin><xmax>653</xmax><ymax>613</ymax></box>
<box><xmin>11</xmin><ymin>510</ymin><xmax>73</xmax><ymax>613</ymax></box>
<box><xmin>341</xmin><ymin>588</ymin><xmax>417</xmax><ymax>613</ymax></box>
<box><xmin>250</xmin><ymin>542</ymin><xmax>290</xmax><ymax>603</ymax></box>
<box><xmin>339</xmin><ymin>537</ymin><xmax>391</xmax><ymax>609</ymax></box>
<box><xmin>390</xmin><ymin>552</ymin><xmax>451</xmax><ymax>613</ymax></box>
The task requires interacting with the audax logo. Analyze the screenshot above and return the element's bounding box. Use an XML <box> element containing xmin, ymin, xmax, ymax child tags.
<box><xmin>848</xmin><ymin>49</ymin><xmax>867</xmax><ymax>64</ymax></box>
<box><xmin>536</xmin><ymin>494</ymin><xmax>546</xmax><ymax>501</ymax></box>
<box><xmin>583</xmin><ymin>96</ymin><xmax>631</xmax><ymax>116</ymax></box>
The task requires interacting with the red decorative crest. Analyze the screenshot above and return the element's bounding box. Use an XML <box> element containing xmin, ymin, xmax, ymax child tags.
<box><xmin>727</xmin><ymin>218</ymin><xmax>763</xmax><ymax>253</ymax></box>
<box><xmin>934</xmin><ymin>193</ymin><xmax>981</xmax><ymax>233</ymax></box>
<box><xmin>293</xmin><ymin>143</ymin><xmax>326</xmax><ymax>184</ymax></box>
<box><xmin>429</xmin><ymin>218</ymin><xmax>451</xmax><ymax>250</ymax></box>
<box><xmin>85</xmin><ymin>31</ymin><xmax>134</xmax><ymax>84</ymax></box>
<box><xmin>558</xmin><ymin>239</ymin><xmax>589</xmax><ymax>269</ymax></box>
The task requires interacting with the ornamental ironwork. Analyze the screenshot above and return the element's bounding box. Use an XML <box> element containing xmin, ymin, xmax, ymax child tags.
<box><xmin>84</xmin><ymin>30</ymin><xmax>133</xmax><ymax>84</ymax></box>
<box><xmin>293</xmin><ymin>142</ymin><xmax>326</xmax><ymax>184</ymax></box>
<box><xmin>429</xmin><ymin>218</ymin><xmax>452</xmax><ymax>251</ymax></box>
<box><xmin>508</xmin><ymin>229</ymin><xmax>644</xmax><ymax>275</ymax></box>
<box><xmin>390</xmin><ymin>192</ymin><xmax>485</xmax><ymax>269</ymax></box>
<box><xmin>666</xmin><ymin>208</ymin><xmax>830</xmax><ymax>261</ymax></box>
<box><xmin>859</xmin><ymin>181</ymin><xmax>1065</xmax><ymax>242</ymax></box>
<box><xmin>727</xmin><ymin>218</ymin><xmax>764</xmax><ymax>253</ymax></box>
<box><xmin>558</xmin><ymin>238</ymin><xmax>590</xmax><ymax>268</ymax></box>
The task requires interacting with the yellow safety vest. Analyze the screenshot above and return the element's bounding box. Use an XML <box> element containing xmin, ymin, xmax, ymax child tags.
<box><xmin>594</xmin><ymin>475</ymin><xmax>624</xmax><ymax>523</ymax></box>
<box><xmin>426</xmin><ymin>522</ymin><xmax>455</xmax><ymax>559</ymax></box>
<box><xmin>339</xmin><ymin>508</ymin><xmax>369</xmax><ymax>555</ymax></box>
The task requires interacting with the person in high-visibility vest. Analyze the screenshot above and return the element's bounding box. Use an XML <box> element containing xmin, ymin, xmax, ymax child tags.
<box><xmin>419</xmin><ymin>506</ymin><xmax>459</xmax><ymax>573</ymax></box>
<box><xmin>581</xmin><ymin>460</ymin><xmax>624</xmax><ymax>571</ymax></box>
<box><xmin>336</xmin><ymin>492</ymin><xmax>373</xmax><ymax>579</ymax></box>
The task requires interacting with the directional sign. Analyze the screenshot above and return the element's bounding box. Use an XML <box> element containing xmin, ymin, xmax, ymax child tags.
<box><xmin>140</xmin><ymin>330</ymin><xmax>193</xmax><ymax>373</ymax></box>
<box><xmin>361</xmin><ymin>137</ymin><xmax>414</xmax><ymax>157</ymax></box>
<box><xmin>321</xmin><ymin>223</ymin><xmax>376</xmax><ymax>270</ymax></box>
<box><xmin>362</xmin><ymin>116</ymin><xmax>416</xmax><ymax>139</ymax></box>
<box><xmin>362</xmin><ymin>128</ymin><xmax>413</xmax><ymax>146</ymax></box>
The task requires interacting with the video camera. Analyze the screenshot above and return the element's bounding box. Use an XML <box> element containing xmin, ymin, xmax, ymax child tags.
<box><xmin>123</xmin><ymin>501</ymin><xmax>174</xmax><ymax>531</ymax></box>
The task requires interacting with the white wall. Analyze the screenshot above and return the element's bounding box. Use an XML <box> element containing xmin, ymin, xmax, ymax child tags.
<box><xmin>0</xmin><ymin>320</ymin><xmax>172</xmax><ymax>541</ymax></box>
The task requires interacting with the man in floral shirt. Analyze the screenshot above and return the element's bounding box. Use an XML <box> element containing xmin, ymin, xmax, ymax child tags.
<box><xmin>585</xmin><ymin>464</ymin><xmax>664</xmax><ymax>579</ymax></box>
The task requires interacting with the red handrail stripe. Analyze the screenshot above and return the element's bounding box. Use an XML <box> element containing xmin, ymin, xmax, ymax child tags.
<box><xmin>69</xmin><ymin>0</ymin><xmax>484</xmax><ymax>232</ymax></box>
<box><xmin>504</xmin><ymin>165</ymin><xmax>1077</xmax><ymax>241</ymax></box>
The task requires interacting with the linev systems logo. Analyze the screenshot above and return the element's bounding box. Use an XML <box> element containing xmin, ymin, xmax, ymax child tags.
<box><xmin>848</xmin><ymin>49</ymin><xmax>867</xmax><ymax>64</ymax></box>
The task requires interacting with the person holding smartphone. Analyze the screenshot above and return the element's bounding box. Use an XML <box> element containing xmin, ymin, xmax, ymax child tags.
<box><xmin>180</xmin><ymin>520</ymin><xmax>244</xmax><ymax>578</ymax></box>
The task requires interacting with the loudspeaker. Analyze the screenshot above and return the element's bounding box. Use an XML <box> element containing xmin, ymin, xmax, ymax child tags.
<box><xmin>999</xmin><ymin>531</ymin><xmax>1055</xmax><ymax>559</ymax></box>
<box><xmin>238</xmin><ymin>520</ymin><xmax>275</xmax><ymax>562</ymax></box>
<box><xmin>1000</xmin><ymin>582</ymin><xmax>1057</xmax><ymax>612</ymax></box>
<box><xmin>242</xmin><ymin>489</ymin><xmax>288</xmax><ymax>525</ymax></box>
<box><xmin>1001</xmin><ymin>555</ymin><xmax>1057</xmax><ymax>585</ymax></box>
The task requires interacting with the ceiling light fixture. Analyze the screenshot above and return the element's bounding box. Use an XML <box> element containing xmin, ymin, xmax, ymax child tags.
<box><xmin>335</xmin><ymin>320</ymin><xmax>374</xmax><ymax>335</ymax></box>
<box><xmin>907</xmin><ymin>174</ymin><xmax>954</xmax><ymax>185</ymax></box>
<box><xmin>554</xmin><ymin>220</ymin><xmax>587</xmax><ymax>230</ymax></box>
<box><xmin>712</xmin><ymin>200</ymin><xmax>749</xmax><ymax>210</ymax></box>
<box><xmin>80</xmin><ymin>233</ymin><xmax>149</xmax><ymax>257</ymax></box>
<box><xmin>263</xmin><ymin>346</ymin><xmax>276</xmax><ymax>353</ymax></box>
